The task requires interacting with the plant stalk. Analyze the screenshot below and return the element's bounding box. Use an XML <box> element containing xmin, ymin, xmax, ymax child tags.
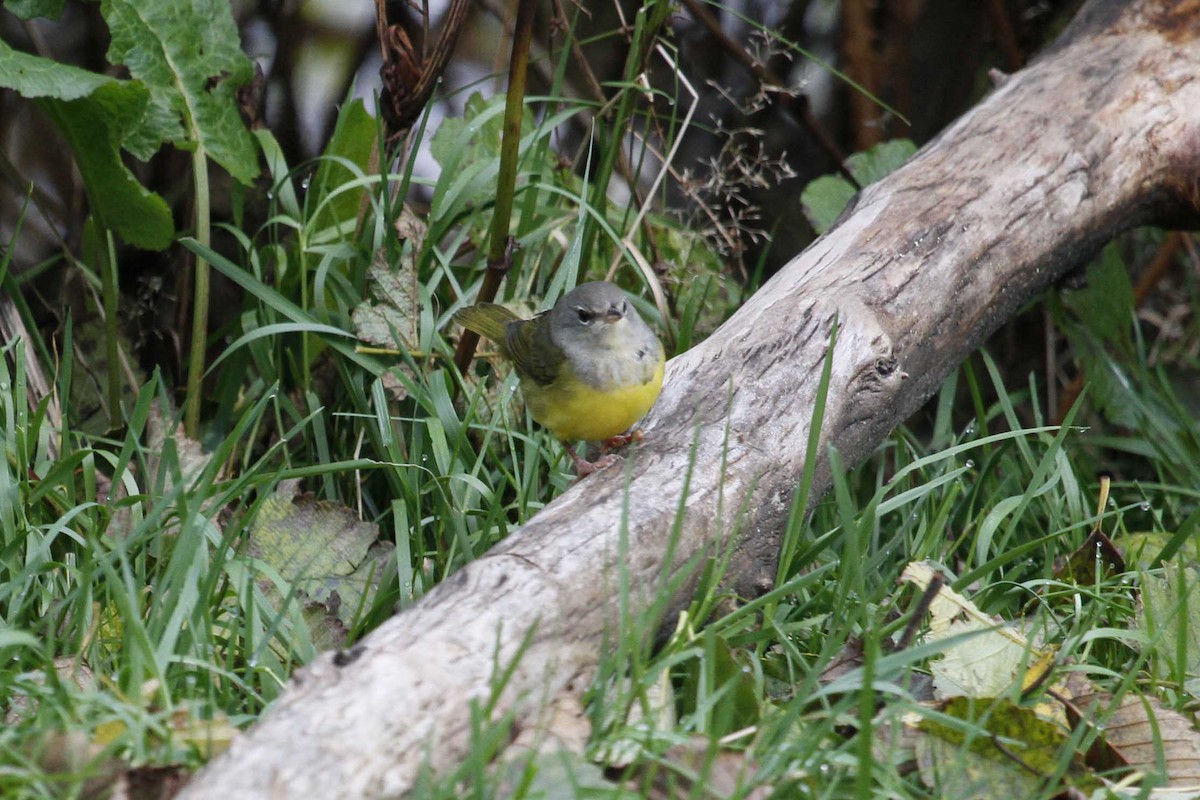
<box><xmin>452</xmin><ymin>0</ymin><xmax>537</xmax><ymax>376</ymax></box>
<box><xmin>100</xmin><ymin>228</ymin><xmax>121</xmax><ymax>426</ymax></box>
<box><xmin>184</xmin><ymin>147</ymin><xmax>212</xmax><ymax>437</ymax></box>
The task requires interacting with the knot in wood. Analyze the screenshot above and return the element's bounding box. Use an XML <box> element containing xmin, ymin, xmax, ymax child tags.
<box><xmin>874</xmin><ymin>356</ymin><xmax>900</xmax><ymax>377</ymax></box>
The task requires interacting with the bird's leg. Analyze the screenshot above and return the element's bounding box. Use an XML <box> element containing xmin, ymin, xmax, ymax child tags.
<box><xmin>599</xmin><ymin>429</ymin><xmax>644</xmax><ymax>454</ymax></box>
<box><xmin>563</xmin><ymin>442</ymin><xmax>618</xmax><ymax>478</ymax></box>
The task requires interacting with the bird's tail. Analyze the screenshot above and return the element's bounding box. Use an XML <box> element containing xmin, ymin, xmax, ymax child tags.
<box><xmin>453</xmin><ymin>303</ymin><xmax>521</xmax><ymax>342</ymax></box>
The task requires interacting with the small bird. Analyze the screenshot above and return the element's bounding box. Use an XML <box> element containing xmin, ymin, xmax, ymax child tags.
<box><xmin>455</xmin><ymin>281</ymin><xmax>665</xmax><ymax>476</ymax></box>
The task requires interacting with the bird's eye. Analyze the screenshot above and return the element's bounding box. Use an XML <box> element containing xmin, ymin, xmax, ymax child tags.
<box><xmin>576</xmin><ymin>308</ymin><xmax>592</xmax><ymax>324</ymax></box>
<box><xmin>621</xmin><ymin>300</ymin><xmax>629</xmax><ymax>315</ymax></box>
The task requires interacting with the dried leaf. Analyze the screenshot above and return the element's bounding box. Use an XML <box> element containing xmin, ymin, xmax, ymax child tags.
<box><xmin>519</xmin><ymin>692</ymin><xmax>592</xmax><ymax>755</ymax></box>
<box><xmin>644</xmin><ymin>739</ymin><xmax>770</xmax><ymax>800</ymax></box>
<box><xmin>1066</xmin><ymin>689</ymin><xmax>1200</xmax><ymax>789</ymax></box>
<box><xmin>1055</xmin><ymin>528</ymin><xmax>1126</xmax><ymax>586</ymax></box>
<box><xmin>108</xmin><ymin>764</ymin><xmax>190</xmax><ymax>800</ymax></box>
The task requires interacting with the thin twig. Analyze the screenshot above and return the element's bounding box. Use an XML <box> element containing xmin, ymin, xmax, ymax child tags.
<box><xmin>681</xmin><ymin>0</ymin><xmax>855</xmax><ymax>185</ymax></box>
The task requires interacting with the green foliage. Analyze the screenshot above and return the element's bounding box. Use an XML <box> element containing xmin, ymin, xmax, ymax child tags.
<box><xmin>0</xmin><ymin>0</ymin><xmax>257</xmax><ymax>249</ymax></box>
<box><xmin>39</xmin><ymin>86</ymin><xmax>175</xmax><ymax>250</ymax></box>
<box><xmin>0</xmin><ymin>37</ymin><xmax>114</xmax><ymax>98</ymax></box>
<box><xmin>1</xmin><ymin>0</ymin><xmax>63</xmax><ymax>20</ymax></box>
<box><xmin>100</xmin><ymin>0</ymin><xmax>258</xmax><ymax>181</ymax></box>
<box><xmin>3</xmin><ymin>5</ymin><xmax>1199</xmax><ymax>798</ymax></box>
<box><xmin>0</xmin><ymin>41</ymin><xmax>175</xmax><ymax>249</ymax></box>
<box><xmin>801</xmin><ymin>138</ymin><xmax>918</xmax><ymax>234</ymax></box>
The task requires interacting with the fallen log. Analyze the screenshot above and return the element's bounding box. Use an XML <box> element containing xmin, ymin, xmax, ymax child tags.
<box><xmin>181</xmin><ymin>1</ymin><xmax>1200</xmax><ymax>796</ymax></box>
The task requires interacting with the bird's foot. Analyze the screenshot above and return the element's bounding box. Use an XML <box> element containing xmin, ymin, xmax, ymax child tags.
<box><xmin>599</xmin><ymin>429</ymin><xmax>644</xmax><ymax>454</ymax></box>
<box><xmin>564</xmin><ymin>443</ymin><xmax>620</xmax><ymax>479</ymax></box>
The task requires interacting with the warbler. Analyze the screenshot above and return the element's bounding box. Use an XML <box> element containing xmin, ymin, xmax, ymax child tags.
<box><xmin>454</xmin><ymin>281</ymin><xmax>665</xmax><ymax>475</ymax></box>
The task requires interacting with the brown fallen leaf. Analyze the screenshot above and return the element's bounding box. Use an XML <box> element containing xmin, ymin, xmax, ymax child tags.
<box><xmin>1065</xmin><ymin>688</ymin><xmax>1200</xmax><ymax>789</ymax></box>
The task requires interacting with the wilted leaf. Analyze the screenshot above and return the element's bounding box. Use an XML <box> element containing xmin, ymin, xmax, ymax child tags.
<box><xmin>302</xmin><ymin>597</ymin><xmax>351</xmax><ymax>652</ymax></box>
<box><xmin>1055</xmin><ymin>528</ymin><xmax>1126</xmax><ymax>586</ymax></box>
<box><xmin>108</xmin><ymin>764</ymin><xmax>190</xmax><ymax>800</ymax></box>
<box><xmin>819</xmin><ymin>635</ymin><xmax>864</xmax><ymax>684</ymax></box>
<box><xmin>352</xmin><ymin>249</ymin><xmax>420</xmax><ymax>352</ymax></box>
<box><xmin>4</xmin><ymin>656</ymin><xmax>94</xmax><ymax>724</ymax></box>
<box><xmin>26</xmin><ymin>729</ymin><xmax>118</xmax><ymax>797</ymax></box>
<box><xmin>594</xmin><ymin>670</ymin><xmax>676</xmax><ymax>768</ymax></box>
<box><xmin>146</xmin><ymin>406</ymin><xmax>212</xmax><ymax>492</ymax></box>
<box><xmin>248</xmin><ymin>483</ymin><xmax>390</xmax><ymax>627</ymax></box>
<box><xmin>496</xmin><ymin>749</ymin><xmax>628</xmax><ymax>800</ymax></box>
<box><xmin>512</xmin><ymin>691</ymin><xmax>592</xmax><ymax>756</ymax></box>
<box><xmin>168</xmin><ymin>708</ymin><xmax>238</xmax><ymax>758</ymax></box>
<box><xmin>394</xmin><ymin>204</ymin><xmax>428</xmax><ymax>246</ymax></box>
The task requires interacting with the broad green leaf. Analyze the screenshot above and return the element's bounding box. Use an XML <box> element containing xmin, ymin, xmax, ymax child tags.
<box><xmin>801</xmin><ymin>139</ymin><xmax>916</xmax><ymax>234</ymax></box>
<box><xmin>429</xmin><ymin>92</ymin><xmax>512</xmax><ymax>169</ymax></box>
<box><xmin>1117</xmin><ymin>531</ymin><xmax>1200</xmax><ymax>568</ymax></box>
<box><xmin>1140</xmin><ymin>565</ymin><xmax>1200</xmax><ymax>695</ymax></box>
<box><xmin>3</xmin><ymin>0</ymin><xmax>64</xmax><ymax>20</ymax></box>
<box><xmin>844</xmin><ymin>138</ymin><xmax>917</xmax><ymax>186</ymax></box>
<box><xmin>1063</xmin><ymin>243</ymin><xmax>1134</xmax><ymax>351</ymax></box>
<box><xmin>39</xmin><ymin>84</ymin><xmax>175</xmax><ymax>250</ymax></box>
<box><xmin>0</xmin><ymin>40</ymin><xmax>175</xmax><ymax>244</ymax></box>
<box><xmin>679</xmin><ymin>633</ymin><xmax>761</xmax><ymax>738</ymax></box>
<box><xmin>309</xmin><ymin>99</ymin><xmax>377</xmax><ymax>232</ymax></box>
<box><xmin>800</xmin><ymin>175</ymin><xmax>857</xmax><ymax>236</ymax></box>
<box><xmin>0</xmin><ymin>38</ymin><xmax>111</xmax><ymax>98</ymax></box>
<box><xmin>0</xmin><ymin>626</ymin><xmax>43</xmax><ymax>651</ymax></box>
<box><xmin>101</xmin><ymin>0</ymin><xmax>258</xmax><ymax>184</ymax></box>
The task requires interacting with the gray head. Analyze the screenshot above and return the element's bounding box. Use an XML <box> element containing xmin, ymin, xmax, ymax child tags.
<box><xmin>550</xmin><ymin>281</ymin><xmax>635</xmax><ymax>333</ymax></box>
<box><xmin>548</xmin><ymin>281</ymin><xmax>662</xmax><ymax>385</ymax></box>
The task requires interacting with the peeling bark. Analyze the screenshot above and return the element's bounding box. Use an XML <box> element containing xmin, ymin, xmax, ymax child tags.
<box><xmin>180</xmin><ymin>1</ymin><xmax>1200</xmax><ymax>797</ymax></box>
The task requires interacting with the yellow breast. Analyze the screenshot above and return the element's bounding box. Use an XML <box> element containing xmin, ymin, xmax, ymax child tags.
<box><xmin>524</xmin><ymin>359</ymin><xmax>665</xmax><ymax>442</ymax></box>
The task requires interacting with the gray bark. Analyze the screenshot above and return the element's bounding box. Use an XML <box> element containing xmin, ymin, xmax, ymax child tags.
<box><xmin>180</xmin><ymin>1</ymin><xmax>1200</xmax><ymax>796</ymax></box>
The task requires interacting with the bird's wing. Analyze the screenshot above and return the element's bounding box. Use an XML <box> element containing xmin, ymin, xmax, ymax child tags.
<box><xmin>505</xmin><ymin>312</ymin><xmax>564</xmax><ymax>386</ymax></box>
<box><xmin>453</xmin><ymin>303</ymin><xmax>521</xmax><ymax>343</ymax></box>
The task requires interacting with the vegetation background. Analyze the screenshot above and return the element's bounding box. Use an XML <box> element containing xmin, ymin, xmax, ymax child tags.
<box><xmin>2</xmin><ymin>0</ymin><xmax>1199</xmax><ymax>797</ymax></box>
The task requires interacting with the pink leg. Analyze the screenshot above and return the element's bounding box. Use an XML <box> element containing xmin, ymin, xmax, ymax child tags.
<box><xmin>563</xmin><ymin>443</ymin><xmax>619</xmax><ymax>478</ymax></box>
<box><xmin>599</xmin><ymin>429</ymin><xmax>644</xmax><ymax>454</ymax></box>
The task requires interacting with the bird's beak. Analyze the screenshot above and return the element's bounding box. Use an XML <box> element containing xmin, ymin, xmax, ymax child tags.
<box><xmin>603</xmin><ymin>303</ymin><xmax>625</xmax><ymax>323</ymax></box>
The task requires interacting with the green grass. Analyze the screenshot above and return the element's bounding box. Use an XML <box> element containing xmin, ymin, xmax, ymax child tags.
<box><xmin>2</xmin><ymin>25</ymin><xmax>1199</xmax><ymax>800</ymax></box>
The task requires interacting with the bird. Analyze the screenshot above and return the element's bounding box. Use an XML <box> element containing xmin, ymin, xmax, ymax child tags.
<box><xmin>454</xmin><ymin>281</ymin><xmax>665</xmax><ymax>476</ymax></box>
